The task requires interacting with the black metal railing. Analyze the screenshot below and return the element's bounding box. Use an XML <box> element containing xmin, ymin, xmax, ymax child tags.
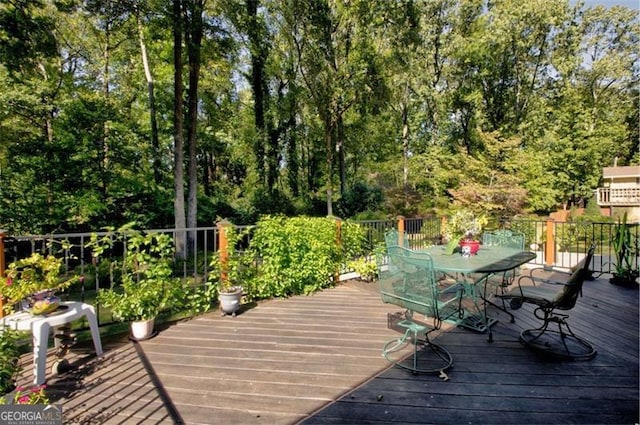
<box><xmin>1</xmin><ymin>217</ymin><xmax>636</xmax><ymax>328</ymax></box>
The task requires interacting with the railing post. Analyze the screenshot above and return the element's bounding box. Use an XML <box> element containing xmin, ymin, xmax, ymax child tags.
<box><xmin>217</xmin><ymin>220</ymin><xmax>231</xmax><ymax>285</ymax></box>
<box><xmin>545</xmin><ymin>218</ymin><xmax>555</xmax><ymax>269</ymax></box>
<box><xmin>397</xmin><ymin>216</ymin><xmax>405</xmax><ymax>245</ymax></box>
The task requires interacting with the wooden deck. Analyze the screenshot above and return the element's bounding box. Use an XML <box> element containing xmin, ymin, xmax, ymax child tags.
<box><xmin>17</xmin><ymin>273</ymin><xmax>639</xmax><ymax>425</ymax></box>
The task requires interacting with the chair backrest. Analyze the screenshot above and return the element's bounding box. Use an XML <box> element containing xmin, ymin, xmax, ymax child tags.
<box><xmin>386</xmin><ymin>245</ymin><xmax>416</xmax><ymax>275</ymax></box>
<box><xmin>482</xmin><ymin>230</ymin><xmax>525</xmax><ymax>250</ymax></box>
<box><xmin>384</xmin><ymin>246</ymin><xmax>461</xmax><ymax>318</ymax></box>
<box><xmin>381</xmin><ymin>230</ymin><xmax>411</xmax><ymax>279</ymax></box>
<box><xmin>382</xmin><ymin>246</ymin><xmax>442</xmax><ymax>317</ymax></box>
<box><xmin>385</xmin><ymin>229</ymin><xmax>410</xmax><ymax>249</ymax></box>
<box><xmin>553</xmin><ymin>243</ymin><xmax>596</xmax><ymax>310</ymax></box>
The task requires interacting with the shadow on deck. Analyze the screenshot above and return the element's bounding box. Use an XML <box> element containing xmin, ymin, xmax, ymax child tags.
<box><xmin>18</xmin><ymin>274</ymin><xmax>639</xmax><ymax>425</ymax></box>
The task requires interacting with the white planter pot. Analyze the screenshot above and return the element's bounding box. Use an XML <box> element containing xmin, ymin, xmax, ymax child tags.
<box><xmin>219</xmin><ymin>290</ymin><xmax>242</xmax><ymax>317</ymax></box>
<box><xmin>131</xmin><ymin>318</ymin><xmax>155</xmax><ymax>340</ymax></box>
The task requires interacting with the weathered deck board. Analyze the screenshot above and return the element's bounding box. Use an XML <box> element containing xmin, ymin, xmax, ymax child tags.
<box><xmin>15</xmin><ymin>275</ymin><xmax>639</xmax><ymax>425</ymax></box>
<box><xmin>30</xmin><ymin>285</ymin><xmax>402</xmax><ymax>424</ymax></box>
<box><xmin>301</xmin><ymin>277</ymin><xmax>639</xmax><ymax>425</ymax></box>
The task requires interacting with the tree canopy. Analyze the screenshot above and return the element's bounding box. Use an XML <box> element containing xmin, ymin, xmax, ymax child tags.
<box><xmin>0</xmin><ymin>0</ymin><xmax>637</xmax><ymax>234</ymax></box>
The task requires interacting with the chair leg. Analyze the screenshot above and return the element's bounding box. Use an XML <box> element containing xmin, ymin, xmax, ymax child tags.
<box><xmin>481</xmin><ymin>277</ymin><xmax>515</xmax><ymax>324</ymax></box>
<box><xmin>382</xmin><ymin>319</ymin><xmax>454</xmax><ymax>374</ymax></box>
<box><xmin>519</xmin><ymin>309</ymin><xmax>596</xmax><ymax>360</ymax></box>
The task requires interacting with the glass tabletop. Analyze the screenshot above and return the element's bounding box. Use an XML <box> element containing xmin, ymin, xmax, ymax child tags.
<box><xmin>421</xmin><ymin>245</ymin><xmax>537</xmax><ymax>274</ymax></box>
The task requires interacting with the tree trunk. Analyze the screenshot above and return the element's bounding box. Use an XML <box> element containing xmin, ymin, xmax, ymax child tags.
<box><xmin>100</xmin><ymin>22</ymin><xmax>111</xmax><ymax>198</ymax></box>
<box><xmin>136</xmin><ymin>10</ymin><xmax>161</xmax><ymax>185</ymax></box>
<box><xmin>324</xmin><ymin>117</ymin><xmax>334</xmax><ymax>216</ymax></box>
<box><xmin>247</xmin><ymin>0</ymin><xmax>267</xmax><ymax>187</ymax></box>
<box><xmin>401</xmin><ymin>101</ymin><xmax>409</xmax><ymax>209</ymax></box>
<box><xmin>337</xmin><ymin>114</ymin><xmax>346</xmax><ymax>197</ymax></box>
<box><xmin>185</xmin><ymin>0</ymin><xmax>204</xmax><ymax>252</ymax></box>
<box><xmin>173</xmin><ymin>0</ymin><xmax>186</xmax><ymax>260</ymax></box>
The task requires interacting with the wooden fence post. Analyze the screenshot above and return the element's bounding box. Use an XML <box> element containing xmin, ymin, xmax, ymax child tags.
<box><xmin>545</xmin><ymin>218</ymin><xmax>555</xmax><ymax>269</ymax></box>
<box><xmin>397</xmin><ymin>216</ymin><xmax>405</xmax><ymax>245</ymax></box>
<box><xmin>217</xmin><ymin>220</ymin><xmax>230</xmax><ymax>285</ymax></box>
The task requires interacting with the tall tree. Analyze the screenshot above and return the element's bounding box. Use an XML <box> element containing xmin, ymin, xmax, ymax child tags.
<box><xmin>292</xmin><ymin>0</ymin><xmax>374</xmax><ymax>215</ymax></box>
<box><xmin>173</xmin><ymin>0</ymin><xmax>187</xmax><ymax>259</ymax></box>
<box><xmin>134</xmin><ymin>3</ymin><xmax>162</xmax><ymax>185</ymax></box>
<box><xmin>184</xmin><ymin>0</ymin><xmax>204</xmax><ymax>243</ymax></box>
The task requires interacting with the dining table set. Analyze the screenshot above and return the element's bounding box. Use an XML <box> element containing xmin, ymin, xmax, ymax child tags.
<box><xmin>412</xmin><ymin>244</ymin><xmax>536</xmax><ymax>342</ymax></box>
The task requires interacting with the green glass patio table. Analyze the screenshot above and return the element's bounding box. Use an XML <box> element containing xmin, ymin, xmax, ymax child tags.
<box><xmin>420</xmin><ymin>245</ymin><xmax>536</xmax><ymax>339</ymax></box>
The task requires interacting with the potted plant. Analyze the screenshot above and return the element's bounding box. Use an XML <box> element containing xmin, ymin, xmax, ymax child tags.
<box><xmin>610</xmin><ymin>213</ymin><xmax>639</xmax><ymax>288</ymax></box>
<box><xmin>443</xmin><ymin>208</ymin><xmax>488</xmax><ymax>255</ymax></box>
<box><xmin>0</xmin><ymin>253</ymin><xmax>78</xmax><ymax>315</ymax></box>
<box><xmin>91</xmin><ymin>225</ymin><xmax>181</xmax><ymax>339</ymax></box>
<box><xmin>0</xmin><ymin>385</ymin><xmax>50</xmax><ymax>405</ymax></box>
<box><xmin>209</xmin><ymin>222</ymin><xmax>253</xmax><ymax>317</ymax></box>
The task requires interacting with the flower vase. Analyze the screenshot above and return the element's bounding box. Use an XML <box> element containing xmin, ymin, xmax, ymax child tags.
<box><xmin>459</xmin><ymin>240</ymin><xmax>480</xmax><ymax>255</ymax></box>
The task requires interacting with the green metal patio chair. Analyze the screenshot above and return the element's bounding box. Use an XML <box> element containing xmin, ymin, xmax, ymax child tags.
<box><xmin>482</xmin><ymin>229</ymin><xmax>525</xmax><ymax>286</ymax></box>
<box><xmin>379</xmin><ymin>246</ymin><xmax>462</xmax><ymax>375</ymax></box>
<box><xmin>379</xmin><ymin>229</ymin><xmax>412</xmax><ymax>280</ymax></box>
<box><xmin>481</xmin><ymin>229</ymin><xmax>526</xmax><ymax>321</ymax></box>
<box><xmin>498</xmin><ymin>244</ymin><xmax>596</xmax><ymax>360</ymax></box>
<box><xmin>384</xmin><ymin>229</ymin><xmax>410</xmax><ymax>249</ymax></box>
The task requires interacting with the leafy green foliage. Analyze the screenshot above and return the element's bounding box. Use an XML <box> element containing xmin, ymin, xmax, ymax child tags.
<box><xmin>612</xmin><ymin>213</ymin><xmax>639</xmax><ymax>278</ymax></box>
<box><xmin>555</xmin><ymin>220</ymin><xmax>597</xmax><ymax>253</ymax></box>
<box><xmin>508</xmin><ymin>220</ymin><xmax>538</xmax><ymax>249</ymax></box>
<box><xmin>91</xmin><ymin>225</ymin><xmax>203</xmax><ymax>321</ymax></box>
<box><xmin>335</xmin><ymin>182</ymin><xmax>384</xmax><ymax>218</ymax></box>
<box><xmin>0</xmin><ymin>254</ymin><xmax>78</xmax><ymax>313</ymax></box>
<box><xmin>0</xmin><ymin>329</ymin><xmax>22</xmax><ymax>395</ymax></box>
<box><xmin>0</xmin><ymin>1</ymin><xmax>637</xmax><ymax>233</ymax></box>
<box><xmin>247</xmin><ymin>216</ymin><xmax>366</xmax><ymax>297</ymax></box>
<box><xmin>207</xmin><ymin>224</ymin><xmax>257</xmax><ymax>295</ymax></box>
<box><xmin>347</xmin><ymin>257</ymin><xmax>378</xmax><ymax>282</ymax></box>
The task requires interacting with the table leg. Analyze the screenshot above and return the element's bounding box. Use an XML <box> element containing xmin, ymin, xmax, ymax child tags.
<box><xmin>32</xmin><ymin>321</ymin><xmax>51</xmax><ymax>385</ymax></box>
<box><xmin>83</xmin><ymin>307</ymin><xmax>103</xmax><ymax>356</ymax></box>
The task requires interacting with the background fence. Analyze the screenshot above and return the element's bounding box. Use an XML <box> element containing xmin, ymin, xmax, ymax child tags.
<box><xmin>0</xmin><ymin>216</ymin><xmax>637</xmax><ymax>328</ymax></box>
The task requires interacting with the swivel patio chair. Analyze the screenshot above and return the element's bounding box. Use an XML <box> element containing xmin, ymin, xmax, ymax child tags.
<box><xmin>497</xmin><ymin>244</ymin><xmax>596</xmax><ymax>360</ymax></box>
<box><xmin>379</xmin><ymin>246</ymin><xmax>462</xmax><ymax>374</ymax></box>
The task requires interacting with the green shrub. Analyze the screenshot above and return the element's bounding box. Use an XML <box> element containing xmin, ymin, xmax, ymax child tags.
<box><xmin>0</xmin><ymin>329</ymin><xmax>22</xmax><ymax>395</ymax></box>
<box><xmin>509</xmin><ymin>219</ymin><xmax>537</xmax><ymax>248</ymax></box>
<box><xmin>348</xmin><ymin>257</ymin><xmax>379</xmax><ymax>281</ymax></box>
<box><xmin>248</xmin><ymin>215</ymin><xmax>366</xmax><ymax>297</ymax></box>
<box><xmin>91</xmin><ymin>224</ymin><xmax>213</xmax><ymax>321</ymax></box>
<box><xmin>207</xmin><ymin>225</ymin><xmax>257</xmax><ymax>297</ymax></box>
<box><xmin>556</xmin><ymin>221</ymin><xmax>594</xmax><ymax>252</ymax></box>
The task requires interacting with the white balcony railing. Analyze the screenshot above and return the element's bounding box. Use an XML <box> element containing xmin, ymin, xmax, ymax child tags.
<box><xmin>596</xmin><ymin>187</ymin><xmax>640</xmax><ymax>206</ymax></box>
